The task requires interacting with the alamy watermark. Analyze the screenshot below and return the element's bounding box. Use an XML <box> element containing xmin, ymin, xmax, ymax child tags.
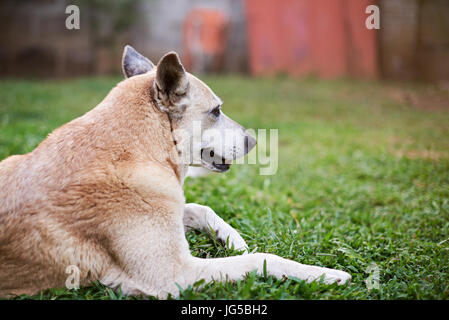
<box><xmin>65</xmin><ymin>5</ymin><xmax>80</xmax><ymax>30</ymax></box>
<box><xmin>66</xmin><ymin>4</ymin><xmax>380</xmax><ymax>30</ymax></box>
<box><xmin>365</xmin><ymin>5</ymin><xmax>380</xmax><ymax>30</ymax></box>
<box><xmin>65</xmin><ymin>265</ymin><xmax>80</xmax><ymax>290</ymax></box>
<box><xmin>365</xmin><ymin>262</ymin><xmax>380</xmax><ymax>290</ymax></box>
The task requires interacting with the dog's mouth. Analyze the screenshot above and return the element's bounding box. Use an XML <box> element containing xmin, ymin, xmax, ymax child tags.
<box><xmin>200</xmin><ymin>148</ymin><xmax>231</xmax><ymax>173</ymax></box>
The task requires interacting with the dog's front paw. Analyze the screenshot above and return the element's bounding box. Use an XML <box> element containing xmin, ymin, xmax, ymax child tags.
<box><xmin>312</xmin><ymin>268</ymin><xmax>351</xmax><ymax>285</ymax></box>
<box><xmin>217</xmin><ymin>228</ymin><xmax>249</xmax><ymax>254</ymax></box>
<box><xmin>285</xmin><ymin>263</ymin><xmax>352</xmax><ymax>286</ymax></box>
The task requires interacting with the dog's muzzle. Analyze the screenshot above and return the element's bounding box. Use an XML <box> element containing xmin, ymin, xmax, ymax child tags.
<box><xmin>200</xmin><ymin>148</ymin><xmax>231</xmax><ymax>172</ymax></box>
<box><xmin>200</xmin><ymin>134</ymin><xmax>256</xmax><ymax>173</ymax></box>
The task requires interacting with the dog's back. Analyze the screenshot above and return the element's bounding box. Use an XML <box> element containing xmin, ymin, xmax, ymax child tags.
<box><xmin>0</xmin><ymin>116</ymin><xmax>113</xmax><ymax>295</ymax></box>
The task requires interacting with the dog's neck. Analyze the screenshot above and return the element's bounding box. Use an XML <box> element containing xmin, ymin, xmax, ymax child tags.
<box><xmin>149</xmin><ymin>81</ymin><xmax>190</xmax><ymax>184</ymax></box>
<box><xmin>97</xmin><ymin>74</ymin><xmax>185</xmax><ymax>184</ymax></box>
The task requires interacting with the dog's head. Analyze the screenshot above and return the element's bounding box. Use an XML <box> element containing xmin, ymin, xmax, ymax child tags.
<box><xmin>122</xmin><ymin>45</ymin><xmax>256</xmax><ymax>173</ymax></box>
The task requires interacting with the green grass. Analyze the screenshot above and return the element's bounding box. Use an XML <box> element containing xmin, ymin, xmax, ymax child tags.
<box><xmin>1</xmin><ymin>75</ymin><xmax>448</xmax><ymax>300</ymax></box>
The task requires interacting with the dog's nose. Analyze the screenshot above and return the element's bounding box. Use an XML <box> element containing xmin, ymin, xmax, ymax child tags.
<box><xmin>244</xmin><ymin>134</ymin><xmax>257</xmax><ymax>154</ymax></box>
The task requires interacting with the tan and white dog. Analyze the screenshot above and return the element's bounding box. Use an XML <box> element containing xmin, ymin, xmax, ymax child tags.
<box><xmin>0</xmin><ymin>46</ymin><xmax>350</xmax><ymax>298</ymax></box>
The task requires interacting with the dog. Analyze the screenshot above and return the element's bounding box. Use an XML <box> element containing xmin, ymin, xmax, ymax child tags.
<box><xmin>0</xmin><ymin>46</ymin><xmax>351</xmax><ymax>298</ymax></box>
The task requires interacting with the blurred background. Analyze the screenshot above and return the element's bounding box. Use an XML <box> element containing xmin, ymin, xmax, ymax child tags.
<box><xmin>1</xmin><ymin>1</ymin><xmax>449</xmax><ymax>300</ymax></box>
<box><xmin>0</xmin><ymin>0</ymin><xmax>448</xmax><ymax>82</ymax></box>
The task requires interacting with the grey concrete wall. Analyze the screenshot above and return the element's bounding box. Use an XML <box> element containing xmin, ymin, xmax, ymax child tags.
<box><xmin>0</xmin><ymin>0</ymin><xmax>92</xmax><ymax>77</ymax></box>
<box><xmin>0</xmin><ymin>0</ymin><xmax>133</xmax><ymax>77</ymax></box>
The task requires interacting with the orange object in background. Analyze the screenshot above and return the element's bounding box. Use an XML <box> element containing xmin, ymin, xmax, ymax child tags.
<box><xmin>182</xmin><ymin>9</ymin><xmax>229</xmax><ymax>73</ymax></box>
<box><xmin>245</xmin><ymin>0</ymin><xmax>378</xmax><ymax>79</ymax></box>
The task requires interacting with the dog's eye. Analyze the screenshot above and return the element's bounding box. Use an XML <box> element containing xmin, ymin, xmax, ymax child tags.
<box><xmin>210</xmin><ymin>106</ymin><xmax>221</xmax><ymax>117</ymax></box>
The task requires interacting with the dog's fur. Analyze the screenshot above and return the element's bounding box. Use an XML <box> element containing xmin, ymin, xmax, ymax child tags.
<box><xmin>0</xmin><ymin>46</ymin><xmax>350</xmax><ymax>298</ymax></box>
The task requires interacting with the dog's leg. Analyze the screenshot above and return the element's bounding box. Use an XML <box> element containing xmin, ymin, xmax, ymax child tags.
<box><xmin>183</xmin><ymin>203</ymin><xmax>248</xmax><ymax>253</ymax></box>
<box><xmin>174</xmin><ymin>253</ymin><xmax>351</xmax><ymax>297</ymax></box>
<box><xmin>104</xmin><ymin>245</ymin><xmax>350</xmax><ymax>299</ymax></box>
<box><xmin>101</xmin><ymin>207</ymin><xmax>350</xmax><ymax>298</ymax></box>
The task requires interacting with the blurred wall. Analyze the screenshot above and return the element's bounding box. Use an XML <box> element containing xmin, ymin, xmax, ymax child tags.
<box><xmin>0</xmin><ymin>0</ymin><xmax>448</xmax><ymax>82</ymax></box>
<box><xmin>130</xmin><ymin>0</ymin><xmax>248</xmax><ymax>73</ymax></box>
<box><xmin>379</xmin><ymin>0</ymin><xmax>449</xmax><ymax>82</ymax></box>
<box><xmin>0</xmin><ymin>0</ymin><xmax>247</xmax><ymax>77</ymax></box>
<box><xmin>245</xmin><ymin>0</ymin><xmax>379</xmax><ymax>79</ymax></box>
<box><xmin>0</xmin><ymin>0</ymin><xmax>90</xmax><ymax>77</ymax></box>
<box><xmin>0</xmin><ymin>0</ymin><xmax>133</xmax><ymax>77</ymax></box>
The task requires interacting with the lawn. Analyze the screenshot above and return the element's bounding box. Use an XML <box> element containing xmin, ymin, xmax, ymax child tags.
<box><xmin>0</xmin><ymin>75</ymin><xmax>448</xmax><ymax>299</ymax></box>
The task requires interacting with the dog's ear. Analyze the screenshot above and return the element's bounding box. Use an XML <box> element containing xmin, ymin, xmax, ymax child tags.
<box><xmin>155</xmin><ymin>51</ymin><xmax>189</xmax><ymax>105</ymax></box>
<box><xmin>122</xmin><ymin>45</ymin><xmax>155</xmax><ymax>78</ymax></box>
